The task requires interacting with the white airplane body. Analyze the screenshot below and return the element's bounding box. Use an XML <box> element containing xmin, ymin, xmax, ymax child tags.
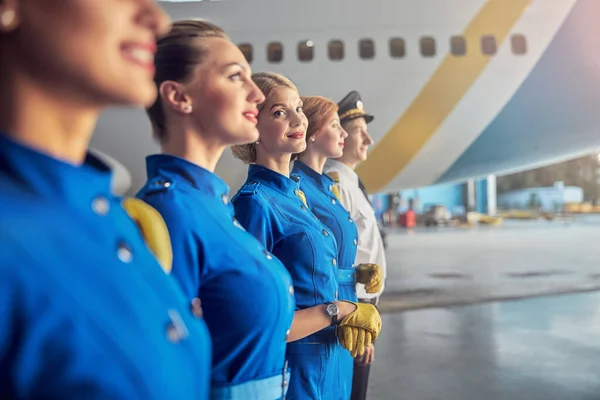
<box><xmin>91</xmin><ymin>0</ymin><xmax>600</xmax><ymax>195</ymax></box>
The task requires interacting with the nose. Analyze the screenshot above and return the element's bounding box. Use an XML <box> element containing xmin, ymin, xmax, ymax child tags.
<box><xmin>363</xmin><ymin>130</ymin><xmax>373</xmax><ymax>145</ymax></box>
<box><xmin>341</xmin><ymin>128</ymin><xmax>348</xmax><ymax>139</ymax></box>
<box><xmin>290</xmin><ymin>109</ymin><xmax>305</xmax><ymax>128</ymax></box>
<box><xmin>248</xmin><ymin>79</ymin><xmax>266</xmax><ymax>105</ymax></box>
<box><xmin>139</xmin><ymin>0</ymin><xmax>172</xmax><ymax>37</ymax></box>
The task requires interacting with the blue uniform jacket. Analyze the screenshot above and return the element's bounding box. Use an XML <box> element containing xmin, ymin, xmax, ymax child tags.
<box><xmin>0</xmin><ymin>134</ymin><xmax>211</xmax><ymax>399</ymax></box>
<box><xmin>137</xmin><ymin>155</ymin><xmax>295</xmax><ymax>399</ymax></box>
<box><xmin>292</xmin><ymin>161</ymin><xmax>359</xmax><ymax>303</ymax></box>
<box><xmin>291</xmin><ymin>161</ymin><xmax>359</xmax><ymax>398</ymax></box>
<box><xmin>232</xmin><ymin>164</ymin><xmax>347</xmax><ymax>400</ymax></box>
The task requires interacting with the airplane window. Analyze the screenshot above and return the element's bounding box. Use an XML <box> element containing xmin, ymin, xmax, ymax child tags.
<box><xmin>389</xmin><ymin>38</ymin><xmax>406</xmax><ymax>58</ymax></box>
<box><xmin>298</xmin><ymin>40</ymin><xmax>314</xmax><ymax>62</ymax></box>
<box><xmin>267</xmin><ymin>42</ymin><xmax>283</xmax><ymax>63</ymax></box>
<box><xmin>511</xmin><ymin>34</ymin><xmax>527</xmax><ymax>55</ymax></box>
<box><xmin>359</xmin><ymin>39</ymin><xmax>375</xmax><ymax>59</ymax></box>
<box><xmin>420</xmin><ymin>36</ymin><xmax>436</xmax><ymax>57</ymax></box>
<box><xmin>238</xmin><ymin>43</ymin><xmax>253</xmax><ymax>64</ymax></box>
<box><xmin>328</xmin><ymin>40</ymin><xmax>344</xmax><ymax>61</ymax></box>
<box><xmin>481</xmin><ymin>35</ymin><xmax>497</xmax><ymax>55</ymax></box>
<box><xmin>450</xmin><ymin>36</ymin><xmax>466</xmax><ymax>56</ymax></box>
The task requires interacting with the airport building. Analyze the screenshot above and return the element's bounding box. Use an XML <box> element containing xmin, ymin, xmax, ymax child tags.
<box><xmin>372</xmin><ymin>176</ymin><xmax>497</xmax><ymax>222</ymax></box>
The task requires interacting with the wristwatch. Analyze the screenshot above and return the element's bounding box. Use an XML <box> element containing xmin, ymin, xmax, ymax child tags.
<box><xmin>324</xmin><ymin>302</ymin><xmax>339</xmax><ymax>326</ymax></box>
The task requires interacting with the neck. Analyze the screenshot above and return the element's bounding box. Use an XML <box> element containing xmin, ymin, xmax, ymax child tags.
<box><xmin>256</xmin><ymin>150</ymin><xmax>292</xmax><ymax>177</ymax></box>
<box><xmin>161</xmin><ymin>125</ymin><xmax>225</xmax><ymax>172</ymax></box>
<box><xmin>0</xmin><ymin>65</ymin><xmax>99</xmax><ymax>164</ymax></box>
<box><xmin>298</xmin><ymin>150</ymin><xmax>327</xmax><ymax>175</ymax></box>
<box><xmin>336</xmin><ymin>156</ymin><xmax>358</xmax><ymax>171</ymax></box>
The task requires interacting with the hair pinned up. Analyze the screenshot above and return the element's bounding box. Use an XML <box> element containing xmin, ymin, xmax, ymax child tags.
<box><xmin>231</xmin><ymin>72</ymin><xmax>298</xmax><ymax>164</ymax></box>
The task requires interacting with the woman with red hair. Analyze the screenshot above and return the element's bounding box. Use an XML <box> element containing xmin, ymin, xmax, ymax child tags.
<box><xmin>291</xmin><ymin>96</ymin><xmax>384</xmax><ymax>396</ymax></box>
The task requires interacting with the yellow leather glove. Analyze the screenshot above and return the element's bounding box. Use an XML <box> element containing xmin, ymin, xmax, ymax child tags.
<box><xmin>338</xmin><ymin>326</ymin><xmax>373</xmax><ymax>358</ymax></box>
<box><xmin>122</xmin><ymin>198</ymin><xmax>172</xmax><ymax>274</ymax></box>
<box><xmin>337</xmin><ymin>301</ymin><xmax>382</xmax><ymax>357</ymax></box>
<box><xmin>355</xmin><ymin>263</ymin><xmax>383</xmax><ymax>294</ymax></box>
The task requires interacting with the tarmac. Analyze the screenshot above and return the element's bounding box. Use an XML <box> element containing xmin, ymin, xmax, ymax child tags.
<box><xmin>368</xmin><ymin>215</ymin><xmax>600</xmax><ymax>399</ymax></box>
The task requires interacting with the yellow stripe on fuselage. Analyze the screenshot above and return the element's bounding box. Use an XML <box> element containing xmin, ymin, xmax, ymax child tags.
<box><xmin>356</xmin><ymin>0</ymin><xmax>532</xmax><ymax>193</ymax></box>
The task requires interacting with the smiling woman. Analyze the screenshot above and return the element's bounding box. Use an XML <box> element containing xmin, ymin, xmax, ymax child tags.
<box><xmin>231</xmin><ymin>72</ymin><xmax>382</xmax><ymax>400</ymax></box>
<box><xmin>0</xmin><ymin>1</ymin><xmax>215</xmax><ymax>399</ymax></box>
<box><xmin>135</xmin><ymin>19</ymin><xmax>304</xmax><ymax>399</ymax></box>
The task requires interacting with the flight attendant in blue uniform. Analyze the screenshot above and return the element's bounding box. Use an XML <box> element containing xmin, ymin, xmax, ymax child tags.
<box><xmin>231</xmin><ymin>73</ymin><xmax>382</xmax><ymax>400</ymax></box>
<box><xmin>0</xmin><ymin>2</ymin><xmax>212</xmax><ymax>399</ymax></box>
<box><xmin>136</xmin><ymin>20</ymin><xmax>295</xmax><ymax>399</ymax></box>
<box><xmin>291</xmin><ymin>96</ymin><xmax>384</xmax><ymax>396</ymax></box>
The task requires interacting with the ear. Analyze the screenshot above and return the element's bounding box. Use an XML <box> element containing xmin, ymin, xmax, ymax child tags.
<box><xmin>310</xmin><ymin>128</ymin><xmax>325</xmax><ymax>142</ymax></box>
<box><xmin>0</xmin><ymin>0</ymin><xmax>20</xmax><ymax>32</ymax></box>
<box><xmin>158</xmin><ymin>81</ymin><xmax>193</xmax><ymax>114</ymax></box>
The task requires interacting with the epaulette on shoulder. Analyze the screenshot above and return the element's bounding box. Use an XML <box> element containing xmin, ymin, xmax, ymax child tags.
<box><xmin>142</xmin><ymin>177</ymin><xmax>175</xmax><ymax>196</ymax></box>
<box><xmin>235</xmin><ymin>180</ymin><xmax>261</xmax><ymax>197</ymax></box>
<box><xmin>326</xmin><ymin>171</ymin><xmax>340</xmax><ymax>183</ymax></box>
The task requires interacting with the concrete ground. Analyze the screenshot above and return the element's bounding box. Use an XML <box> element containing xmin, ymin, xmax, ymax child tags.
<box><xmin>368</xmin><ymin>215</ymin><xmax>600</xmax><ymax>399</ymax></box>
<box><xmin>379</xmin><ymin>215</ymin><xmax>600</xmax><ymax>312</ymax></box>
<box><xmin>369</xmin><ymin>292</ymin><xmax>600</xmax><ymax>400</ymax></box>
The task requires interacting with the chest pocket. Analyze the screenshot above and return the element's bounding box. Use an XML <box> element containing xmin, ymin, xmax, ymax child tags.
<box><xmin>353</xmin><ymin>192</ymin><xmax>375</xmax><ymax>219</ymax></box>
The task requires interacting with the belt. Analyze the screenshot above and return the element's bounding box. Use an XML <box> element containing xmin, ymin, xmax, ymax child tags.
<box><xmin>211</xmin><ymin>371</ymin><xmax>291</xmax><ymax>400</ymax></box>
<box><xmin>337</xmin><ymin>268</ymin><xmax>355</xmax><ymax>285</ymax></box>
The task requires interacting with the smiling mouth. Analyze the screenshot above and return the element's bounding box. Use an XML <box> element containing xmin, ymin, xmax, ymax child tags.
<box><xmin>243</xmin><ymin>111</ymin><xmax>258</xmax><ymax>125</ymax></box>
<box><xmin>287</xmin><ymin>132</ymin><xmax>305</xmax><ymax>139</ymax></box>
<box><xmin>122</xmin><ymin>43</ymin><xmax>156</xmax><ymax>72</ymax></box>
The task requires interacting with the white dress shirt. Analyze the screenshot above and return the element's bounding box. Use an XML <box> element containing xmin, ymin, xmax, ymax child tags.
<box><xmin>324</xmin><ymin>159</ymin><xmax>387</xmax><ymax>300</ymax></box>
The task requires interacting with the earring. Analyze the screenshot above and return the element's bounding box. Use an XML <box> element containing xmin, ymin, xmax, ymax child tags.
<box><xmin>1</xmin><ymin>9</ymin><xmax>15</xmax><ymax>28</ymax></box>
<box><xmin>310</xmin><ymin>137</ymin><xmax>316</xmax><ymax>142</ymax></box>
<box><xmin>182</xmin><ymin>105</ymin><xmax>192</xmax><ymax>113</ymax></box>
<box><xmin>255</xmin><ymin>139</ymin><xmax>260</xmax><ymax>144</ymax></box>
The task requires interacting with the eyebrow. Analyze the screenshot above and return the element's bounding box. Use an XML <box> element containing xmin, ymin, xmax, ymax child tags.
<box><xmin>222</xmin><ymin>62</ymin><xmax>248</xmax><ymax>71</ymax></box>
<box><xmin>269</xmin><ymin>103</ymin><xmax>288</xmax><ymax>111</ymax></box>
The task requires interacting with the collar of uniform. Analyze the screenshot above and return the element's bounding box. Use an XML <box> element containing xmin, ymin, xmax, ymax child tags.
<box><xmin>146</xmin><ymin>154</ymin><xmax>229</xmax><ymax>200</ymax></box>
<box><xmin>324</xmin><ymin>159</ymin><xmax>359</xmax><ymax>186</ymax></box>
<box><xmin>247</xmin><ymin>164</ymin><xmax>299</xmax><ymax>198</ymax></box>
<box><xmin>292</xmin><ymin>161</ymin><xmax>334</xmax><ymax>193</ymax></box>
<box><xmin>0</xmin><ymin>132</ymin><xmax>113</xmax><ymax>205</ymax></box>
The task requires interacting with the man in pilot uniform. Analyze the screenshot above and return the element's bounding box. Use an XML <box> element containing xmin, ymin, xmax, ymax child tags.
<box><xmin>324</xmin><ymin>90</ymin><xmax>387</xmax><ymax>400</ymax></box>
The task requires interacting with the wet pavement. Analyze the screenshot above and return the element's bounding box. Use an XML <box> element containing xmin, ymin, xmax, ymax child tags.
<box><xmin>379</xmin><ymin>215</ymin><xmax>600</xmax><ymax>312</ymax></box>
<box><xmin>368</xmin><ymin>292</ymin><xmax>600</xmax><ymax>400</ymax></box>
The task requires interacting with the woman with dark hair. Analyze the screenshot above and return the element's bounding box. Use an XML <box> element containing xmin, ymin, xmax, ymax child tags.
<box><xmin>0</xmin><ymin>1</ymin><xmax>211</xmax><ymax>399</ymax></box>
<box><xmin>136</xmin><ymin>20</ymin><xmax>296</xmax><ymax>399</ymax></box>
<box><xmin>231</xmin><ymin>73</ymin><xmax>382</xmax><ymax>400</ymax></box>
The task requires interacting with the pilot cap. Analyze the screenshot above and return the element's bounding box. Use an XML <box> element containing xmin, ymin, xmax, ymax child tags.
<box><xmin>337</xmin><ymin>91</ymin><xmax>374</xmax><ymax>125</ymax></box>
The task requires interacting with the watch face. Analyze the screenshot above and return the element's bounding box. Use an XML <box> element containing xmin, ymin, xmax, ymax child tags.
<box><xmin>326</xmin><ymin>303</ymin><xmax>338</xmax><ymax>316</ymax></box>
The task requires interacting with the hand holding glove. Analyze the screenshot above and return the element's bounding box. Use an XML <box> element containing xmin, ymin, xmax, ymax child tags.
<box><xmin>356</xmin><ymin>263</ymin><xmax>383</xmax><ymax>294</ymax></box>
<box><xmin>337</xmin><ymin>301</ymin><xmax>382</xmax><ymax>357</ymax></box>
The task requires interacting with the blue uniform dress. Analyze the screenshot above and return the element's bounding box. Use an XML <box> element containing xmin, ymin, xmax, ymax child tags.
<box><xmin>0</xmin><ymin>133</ymin><xmax>211</xmax><ymax>399</ymax></box>
<box><xmin>232</xmin><ymin>164</ymin><xmax>347</xmax><ymax>400</ymax></box>
<box><xmin>137</xmin><ymin>155</ymin><xmax>295</xmax><ymax>400</ymax></box>
<box><xmin>291</xmin><ymin>161</ymin><xmax>358</xmax><ymax>393</ymax></box>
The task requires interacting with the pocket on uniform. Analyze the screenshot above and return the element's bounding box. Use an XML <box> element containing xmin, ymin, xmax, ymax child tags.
<box><xmin>286</xmin><ymin>350</ymin><xmax>326</xmax><ymax>399</ymax></box>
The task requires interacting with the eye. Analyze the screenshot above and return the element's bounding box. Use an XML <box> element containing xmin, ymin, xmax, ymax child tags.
<box><xmin>229</xmin><ymin>72</ymin><xmax>242</xmax><ymax>81</ymax></box>
<box><xmin>296</xmin><ymin>106</ymin><xmax>303</xmax><ymax>113</ymax></box>
<box><xmin>274</xmin><ymin>109</ymin><xmax>285</xmax><ymax>117</ymax></box>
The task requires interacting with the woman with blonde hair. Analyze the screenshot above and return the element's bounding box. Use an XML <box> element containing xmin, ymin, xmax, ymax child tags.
<box><xmin>231</xmin><ymin>73</ymin><xmax>382</xmax><ymax>400</ymax></box>
<box><xmin>136</xmin><ymin>20</ymin><xmax>296</xmax><ymax>399</ymax></box>
<box><xmin>0</xmin><ymin>1</ymin><xmax>212</xmax><ymax>398</ymax></box>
